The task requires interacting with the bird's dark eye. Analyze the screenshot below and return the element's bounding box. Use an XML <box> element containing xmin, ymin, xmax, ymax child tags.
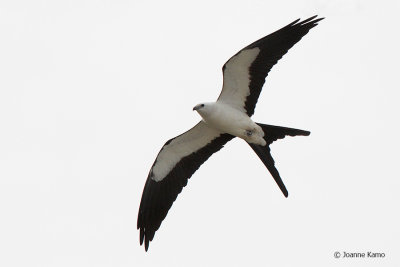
<box><xmin>201</xmin><ymin>104</ymin><xmax>204</xmax><ymax>107</ymax></box>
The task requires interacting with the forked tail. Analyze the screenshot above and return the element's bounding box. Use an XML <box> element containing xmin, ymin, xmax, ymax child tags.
<box><xmin>247</xmin><ymin>123</ymin><xmax>310</xmax><ymax>197</ymax></box>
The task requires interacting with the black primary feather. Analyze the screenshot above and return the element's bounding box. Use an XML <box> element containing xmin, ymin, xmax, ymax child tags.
<box><xmin>137</xmin><ymin>133</ymin><xmax>234</xmax><ymax>251</ymax></box>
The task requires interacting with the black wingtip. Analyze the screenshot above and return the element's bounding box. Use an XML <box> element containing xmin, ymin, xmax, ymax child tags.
<box><xmin>139</xmin><ymin>228</ymin><xmax>144</xmax><ymax>245</ymax></box>
<box><xmin>301</xmin><ymin>15</ymin><xmax>324</xmax><ymax>24</ymax></box>
<box><xmin>288</xmin><ymin>18</ymin><xmax>301</xmax><ymax>27</ymax></box>
<box><xmin>300</xmin><ymin>15</ymin><xmax>318</xmax><ymax>24</ymax></box>
<box><xmin>288</xmin><ymin>15</ymin><xmax>324</xmax><ymax>28</ymax></box>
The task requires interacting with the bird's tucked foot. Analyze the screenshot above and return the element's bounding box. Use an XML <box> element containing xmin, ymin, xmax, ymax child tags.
<box><xmin>245</xmin><ymin>130</ymin><xmax>253</xmax><ymax>136</ymax></box>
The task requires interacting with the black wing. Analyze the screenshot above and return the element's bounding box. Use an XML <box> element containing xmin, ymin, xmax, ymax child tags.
<box><xmin>137</xmin><ymin>122</ymin><xmax>234</xmax><ymax>251</ymax></box>
<box><xmin>218</xmin><ymin>16</ymin><xmax>323</xmax><ymax>116</ymax></box>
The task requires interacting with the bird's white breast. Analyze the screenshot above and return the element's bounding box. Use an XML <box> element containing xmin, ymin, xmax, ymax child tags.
<box><xmin>198</xmin><ymin>103</ymin><xmax>265</xmax><ymax>145</ymax></box>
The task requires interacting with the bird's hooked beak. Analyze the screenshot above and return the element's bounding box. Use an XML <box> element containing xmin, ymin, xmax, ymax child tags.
<box><xmin>193</xmin><ymin>104</ymin><xmax>204</xmax><ymax>111</ymax></box>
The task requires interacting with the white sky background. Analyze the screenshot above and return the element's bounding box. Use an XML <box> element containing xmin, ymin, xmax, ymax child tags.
<box><xmin>1</xmin><ymin>0</ymin><xmax>399</xmax><ymax>266</ymax></box>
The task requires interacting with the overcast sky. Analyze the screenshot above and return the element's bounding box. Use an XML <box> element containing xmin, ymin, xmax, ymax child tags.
<box><xmin>1</xmin><ymin>0</ymin><xmax>399</xmax><ymax>266</ymax></box>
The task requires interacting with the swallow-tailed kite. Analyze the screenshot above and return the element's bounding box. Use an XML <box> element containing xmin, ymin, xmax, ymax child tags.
<box><xmin>138</xmin><ymin>15</ymin><xmax>323</xmax><ymax>251</ymax></box>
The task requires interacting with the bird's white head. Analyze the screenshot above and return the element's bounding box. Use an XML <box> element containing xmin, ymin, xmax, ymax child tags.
<box><xmin>193</xmin><ymin>102</ymin><xmax>215</xmax><ymax>118</ymax></box>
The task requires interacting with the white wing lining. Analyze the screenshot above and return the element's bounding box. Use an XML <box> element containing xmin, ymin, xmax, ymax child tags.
<box><xmin>151</xmin><ymin>121</ymin><xmax>223</xmax><ymax>181</ymax></box>
<box><xmin>217</xmin><ymin>47</ymin><xmax>260</xmax><ymax>112</ymax></box>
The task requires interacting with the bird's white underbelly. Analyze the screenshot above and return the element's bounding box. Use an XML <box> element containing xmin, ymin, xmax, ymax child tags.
<box><xmin>201</xmin><ymin>104</ymin><xmax>266</xmax><ymax>146</ymax></box>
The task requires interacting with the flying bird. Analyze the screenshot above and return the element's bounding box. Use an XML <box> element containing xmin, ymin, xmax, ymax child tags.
<box><xmin>138</xmin><ymin>15</ymin><xmax>323</xmax><ymax>251</ymax></box>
